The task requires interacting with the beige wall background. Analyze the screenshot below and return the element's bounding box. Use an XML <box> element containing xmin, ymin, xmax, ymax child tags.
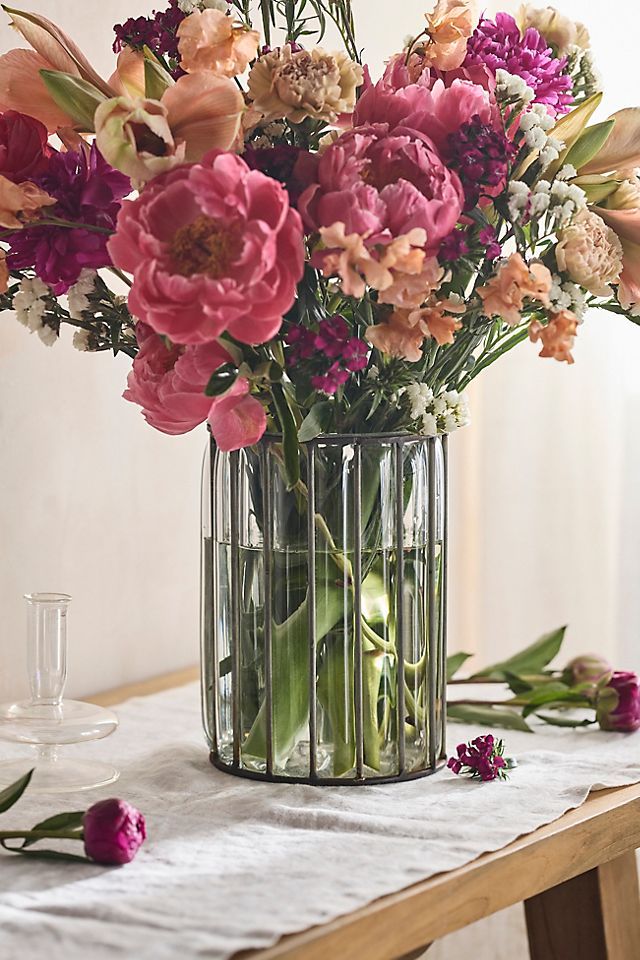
<box><xmin>0</xmin><ymin>2</ymin><xmax>638</xmax><ymax>955</ymax></box>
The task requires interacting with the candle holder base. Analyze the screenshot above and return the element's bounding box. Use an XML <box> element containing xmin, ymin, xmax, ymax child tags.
<box><xmin>0</xmin><ymin>755</ymin><xmax>120</xmax><ymax>793</ymax></box>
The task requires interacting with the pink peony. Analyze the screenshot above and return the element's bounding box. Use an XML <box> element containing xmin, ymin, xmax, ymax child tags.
<box><xmin>353</xmin><ymin>74</ymin><xmax>497</xmax><ymax>159</ymax></box>
<box><xmin>299</xmin><ymin>123</ymin><xmax>463</xmax><ymax>254</ymax></box>
<box><xmin>108</xmin><ymin>151</ymin><xmax>304</xmax><ymax>346</ymax></box>
<box><xmin>124</xmin><ymin>323</ymin><xmax>266</xmax><ymax>450</ymax></box>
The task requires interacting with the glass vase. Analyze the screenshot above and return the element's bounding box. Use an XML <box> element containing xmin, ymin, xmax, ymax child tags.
<box><xmin>201</xmin><ymin>433</ymin><xmax>448</xmax><ymax>784</ymax></box>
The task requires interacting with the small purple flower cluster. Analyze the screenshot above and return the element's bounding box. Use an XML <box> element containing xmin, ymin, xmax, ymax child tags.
<box><xmin>447</xmin><ymin>115</ymin><xmax>514</xmax><ymax>211</ymax></box>
<box><xmin>286</xmin><ymin>315</ymin><xmax>369</xmax><ymax>395</ymax></box>
<box><xmin>464</xmin><ymin>13</ymin><xmax>573</xmax><ymax>115</ymax></box>
<box><xmin>447</xmin><ymin>734</ymin><xmax>509</xmax><ymax>781</ymax></box>
<box><xmin>440</xmin><ymin>224</ymin><xmax>501</xmax><ymax>264</ymax></box>
<box><xmin>7</xmin><ymin>144</ymin><xmax>131</xmax><ymax>294</ymax></box>
<box><xmin>113</xmin><ymin>0</ymin><xmax>185</xmax><ymax>73</ymax></box>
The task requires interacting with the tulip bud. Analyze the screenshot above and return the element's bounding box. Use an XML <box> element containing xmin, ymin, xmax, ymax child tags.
<box><xmin>563</xmin><ymin>653</ymin><xmax>613</xmax><ymax>689</ymax></box>
<box><xmin>596</xmin><ymin>671</ymin><xmax>640</xmax><ymax>733</ymax></box>
<box><xmin>83</xmin><ymin>798</ymin><xmax>146</xmax><ymax>865</ymax></box>
<box><xmin>40</xmin><ymin>69</ymin><xmax>106</xmax><ymax>131</ymax></box>
<box><xmin>94</xmin><ymin>95</ymin><xmax>184</xmax><ymax>184</ymax></box>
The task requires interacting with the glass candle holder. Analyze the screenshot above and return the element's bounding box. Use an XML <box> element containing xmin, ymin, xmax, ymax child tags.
<box><xmin>0</xmin><ymin>593</ymin><xmax>119</xmax><ymax>793</ymax></box>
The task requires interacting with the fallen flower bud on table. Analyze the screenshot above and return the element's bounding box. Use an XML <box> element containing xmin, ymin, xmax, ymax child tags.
<box><xmin>0</xmin><ymin>769</ymin><xmax>146</xmax><ymax>865</ymax></box>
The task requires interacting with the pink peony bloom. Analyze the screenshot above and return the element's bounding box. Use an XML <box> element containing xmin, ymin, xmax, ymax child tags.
<box><xmin>108</xmin><ymin>151</ymin><xmax>304</xmax><ymax>346</ymax></box>
<box><xmin>207</xmin><ymin>379</ymin><xmax>267</xmax><ymax>452</ymax></box>
<box><xmin>299</xmin><ymin>123</ymin><xmax>463</xmax><ymax>254</ymax></box>
<box><xmin>354</xmin><ymin>75</ymin><xmax>497</xmax><ymax>159</ymax></box>
<box><xmin>124</xmin><ymin>323</ymin><xmax>266</xmax><ymax>450</ymax></box>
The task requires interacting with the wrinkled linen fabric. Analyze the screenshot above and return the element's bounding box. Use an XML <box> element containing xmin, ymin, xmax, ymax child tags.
<box><xmin>0</xmin><ymin>681</ymin><xmax>639</xmax><ymax>959</ymax></box>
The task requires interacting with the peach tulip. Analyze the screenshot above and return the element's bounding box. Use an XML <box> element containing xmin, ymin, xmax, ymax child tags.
<box><xmin>0</xmin><ymin>5</ymin><xmax>115</xmax><ymax>130</ymax></box>
<box><xmin>95</xmin><ymin>72</ymin><xmax>243</xmax><ymax>184</ymax></box>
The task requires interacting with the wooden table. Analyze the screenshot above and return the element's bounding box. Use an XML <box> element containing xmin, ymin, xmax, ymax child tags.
<box><xmin>94</xmin><ymin>668</ymin><xmax>640</xmax><ymax>960</ymax></box>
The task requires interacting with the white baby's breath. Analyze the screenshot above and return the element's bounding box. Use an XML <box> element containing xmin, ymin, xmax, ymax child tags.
<box><xmin>66</xmin><ymin>269</ymin><xmax>97</xmax><ymax>321</ymax></box>
<box><xmin>14</xmin><ymin>276</ymin><xmax>58</xmax><ymax>346</ymax></box>
<box><xmin>405</xmin><ymin>384</ymin><xmax>470</xmax><ymax>436</ymax></box>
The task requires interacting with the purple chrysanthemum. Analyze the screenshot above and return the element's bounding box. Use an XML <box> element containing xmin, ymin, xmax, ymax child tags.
<box><xmin>447</xmin><ymin>734</ymin><xmax>511</xmax><ymax>782</ymax></box>
<box><xmin>447</xmin><ymin>114</ymin><xmax>514</xmax><ymax>211</ymax></box>
<box><xmin>113</xmin><ymin>0</ymin><xmax>186</xmax><ymax>76</ymax></box>
<box><xmin>7</xmin><ymin>145</ymin><xmax>131</xmax><ymax>294</ymax></box>
<box><xmin>286</xmin><ymin>315</ymin><xmax>369</xmax><ymax>395</ymax></box>
<box><xmin>464</xmin><ymin>13</ymin><xmax>573</xmax><ymax>115</ymax></box>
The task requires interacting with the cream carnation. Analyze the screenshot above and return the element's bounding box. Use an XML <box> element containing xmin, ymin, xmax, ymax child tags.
<box><xmin>248</xmin><ymin>45</ymin><xmax>363</xmax><ymax>124</ymax></box>
<box><xmin>556</xmin><ymin>209</ymin><xmax>623</xmax><ymax>296</ymax></box>
<box><xmin>517</xmin><ymin>5</ymin><xmax>589</xmax><ymax>54</ymax></box>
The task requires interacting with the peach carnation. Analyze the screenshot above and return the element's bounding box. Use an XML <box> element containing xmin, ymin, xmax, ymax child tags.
<box><xmin>177</xmin><ymin>9</ymin><xmax>259</xmax><ymax>77</ymax></box>
<box><xmin>248</xmin><ymin>44</ymin><xmax>363</xmax><ymax>124</ymax></box>
<box><xmin>478</xmin><ymin>253</ymin><xmax>552</xmax><ymax>326</ymax></box>
<box><xmin>555</xmin><ymin>209</ymin><xmax>623</xmax><ymax>296</ymax></box>
<box><xmin>529</xmin><ymin>309</ymin><xmax>578</xmax><ymax>364</ymax></box>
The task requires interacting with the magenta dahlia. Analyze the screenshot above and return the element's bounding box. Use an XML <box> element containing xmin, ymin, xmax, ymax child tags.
<box><xmin>6</xmin><ymin>143</ymin><xmax>130</xmax><ymax>294</ymax></box>
<box><xmin>464</xmin><ymin>13</ymin><xmax>573</xmax><ymax>115</ymax></box>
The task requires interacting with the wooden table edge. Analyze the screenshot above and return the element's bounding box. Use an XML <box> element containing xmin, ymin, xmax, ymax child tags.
<box><xmin>91</xmin><ymin>667</ymin><xmax>640</xmax><ymax>960</ymax></box>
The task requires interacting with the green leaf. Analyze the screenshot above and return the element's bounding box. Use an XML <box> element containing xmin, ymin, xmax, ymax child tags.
<box><xmin>565</xmin><ymin>120</ymin><xmax>616</xmax><ymax>172</ymax></box>
<box><xmin>0</xmin><ymin>841</ymin><xmax>92</xmax><ymax>864</ymax></box>
<box><xmin>23</xmin><ymin>812</ymin><xmax>85</xmax><ymax>849</ymax></box>
<box><xmin>535</xmin><ymin>713</ymin><xmax>596</xmax><ymax>728</ymax></box>
<box><xmin>0</xmin><ymin>769</ymin><xmax>34</xmax><ymax>814</ymax></box>
<box><xmin>521</xmin><ymin>688</ymin><xmax>592</xmax><ymax>718</ymax></box>
<box><xmin>298</xmin><ymin>401</ymin><xmax>334</xmax><ymax>442</ymax></box>
<box><xmin>40</xmin><ymin>70</ymin><xmax>106</xmax><ymax>131</ymax></box>
<box><xmin>144</xmin><ymin>57</ymin><xmax>173</xmax><ymax>99</ymax></box>
<box><xmin>446</xmin><ymin>652</ymin><xmax>473</xmax><ymax>682</ymax></box>
<box><xmin>507</xmin><ymin>680</ymin><xmax>569</xmax><ymax>704</ymax></box>
<box><xmin>271</xmin><ymin>383</ymin><xmax>300</xmax><ymax>490</ymax></box>
<box><xmin>204</xmin><ymin>363</ymin><xmax>238</xmax><ymax>397</ymax></box>
<box><xmin>447</xmin><ymin>703</ymin><xmax>533</xmax><ymax>732</ymax></box>
<box><xmin>473</xmin><ymin>626</ymin><xmax>566</xmax><ymax>681</ymax></box>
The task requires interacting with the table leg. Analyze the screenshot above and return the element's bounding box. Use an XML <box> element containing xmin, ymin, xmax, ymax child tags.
<box><xmin>397</xmin><ymin>948</ymin><xmax>431</xmax><ymax>960</ymax></box>
<box><xmin>524</xmin><ymin>851</ymin><xmax>640</xmax><ymax>960</ymax></box>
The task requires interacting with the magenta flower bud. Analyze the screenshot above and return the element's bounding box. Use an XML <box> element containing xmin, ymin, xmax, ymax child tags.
<box><xmin>563</xmin><ymin>654</ymin><xmax>613</xmax><ymax>689</ymax></box>
<box><xmin>596</xmin><ymin>671</ymin><xmax>640</xmax><ymax>733</ymax></box>
<box><xmin>83</xmin><ymin>798</ymin><xmax>146</xmax><ymax>865</ymax></box>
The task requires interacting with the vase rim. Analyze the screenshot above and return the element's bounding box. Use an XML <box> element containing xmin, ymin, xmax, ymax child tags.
<box><xmin>207</xmin><ymin>426</ymin><xmax>448</xmax><ymax>445</ymax></box>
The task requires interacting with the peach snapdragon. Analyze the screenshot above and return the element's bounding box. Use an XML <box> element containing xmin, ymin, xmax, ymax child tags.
<box><xmin>478</xmin><ymin>253</ymin><xmax>552</xmax><ymax>326</ymax></box>
<box><xmin>177</xmin><ymin>8</ymin><xmax>260</xmax><ymax>77</ymax></box>
<box><xmin>529</xmin><ymin>310</ymin><xmax>578</xmax><ymax>364</ymax></box>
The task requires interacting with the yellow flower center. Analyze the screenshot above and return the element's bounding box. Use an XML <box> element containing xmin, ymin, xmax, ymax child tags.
<box><xmin>171</xmin><ymin>215</ymin><xmax>242</xmax><ymax>279</ymax></box>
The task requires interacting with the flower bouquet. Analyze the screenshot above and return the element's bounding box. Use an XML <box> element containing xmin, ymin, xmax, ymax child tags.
<box><xmin>1</xmin><ymin>0</ymin><xmax>639</xmax><ymax>783</ymax></box>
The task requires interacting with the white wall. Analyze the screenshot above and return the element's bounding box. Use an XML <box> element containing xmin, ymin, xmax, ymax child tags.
<box><xmin>0</xmin><ymin>1</ymin><xmax>204</xmax><ymax>703</ymax></box>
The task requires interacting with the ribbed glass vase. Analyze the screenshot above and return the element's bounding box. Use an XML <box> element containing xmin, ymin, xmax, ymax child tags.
<box><xmin>201</xmin><ymin>433</ymin><xmax>448</xmax><ymax>784</ymax></box>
